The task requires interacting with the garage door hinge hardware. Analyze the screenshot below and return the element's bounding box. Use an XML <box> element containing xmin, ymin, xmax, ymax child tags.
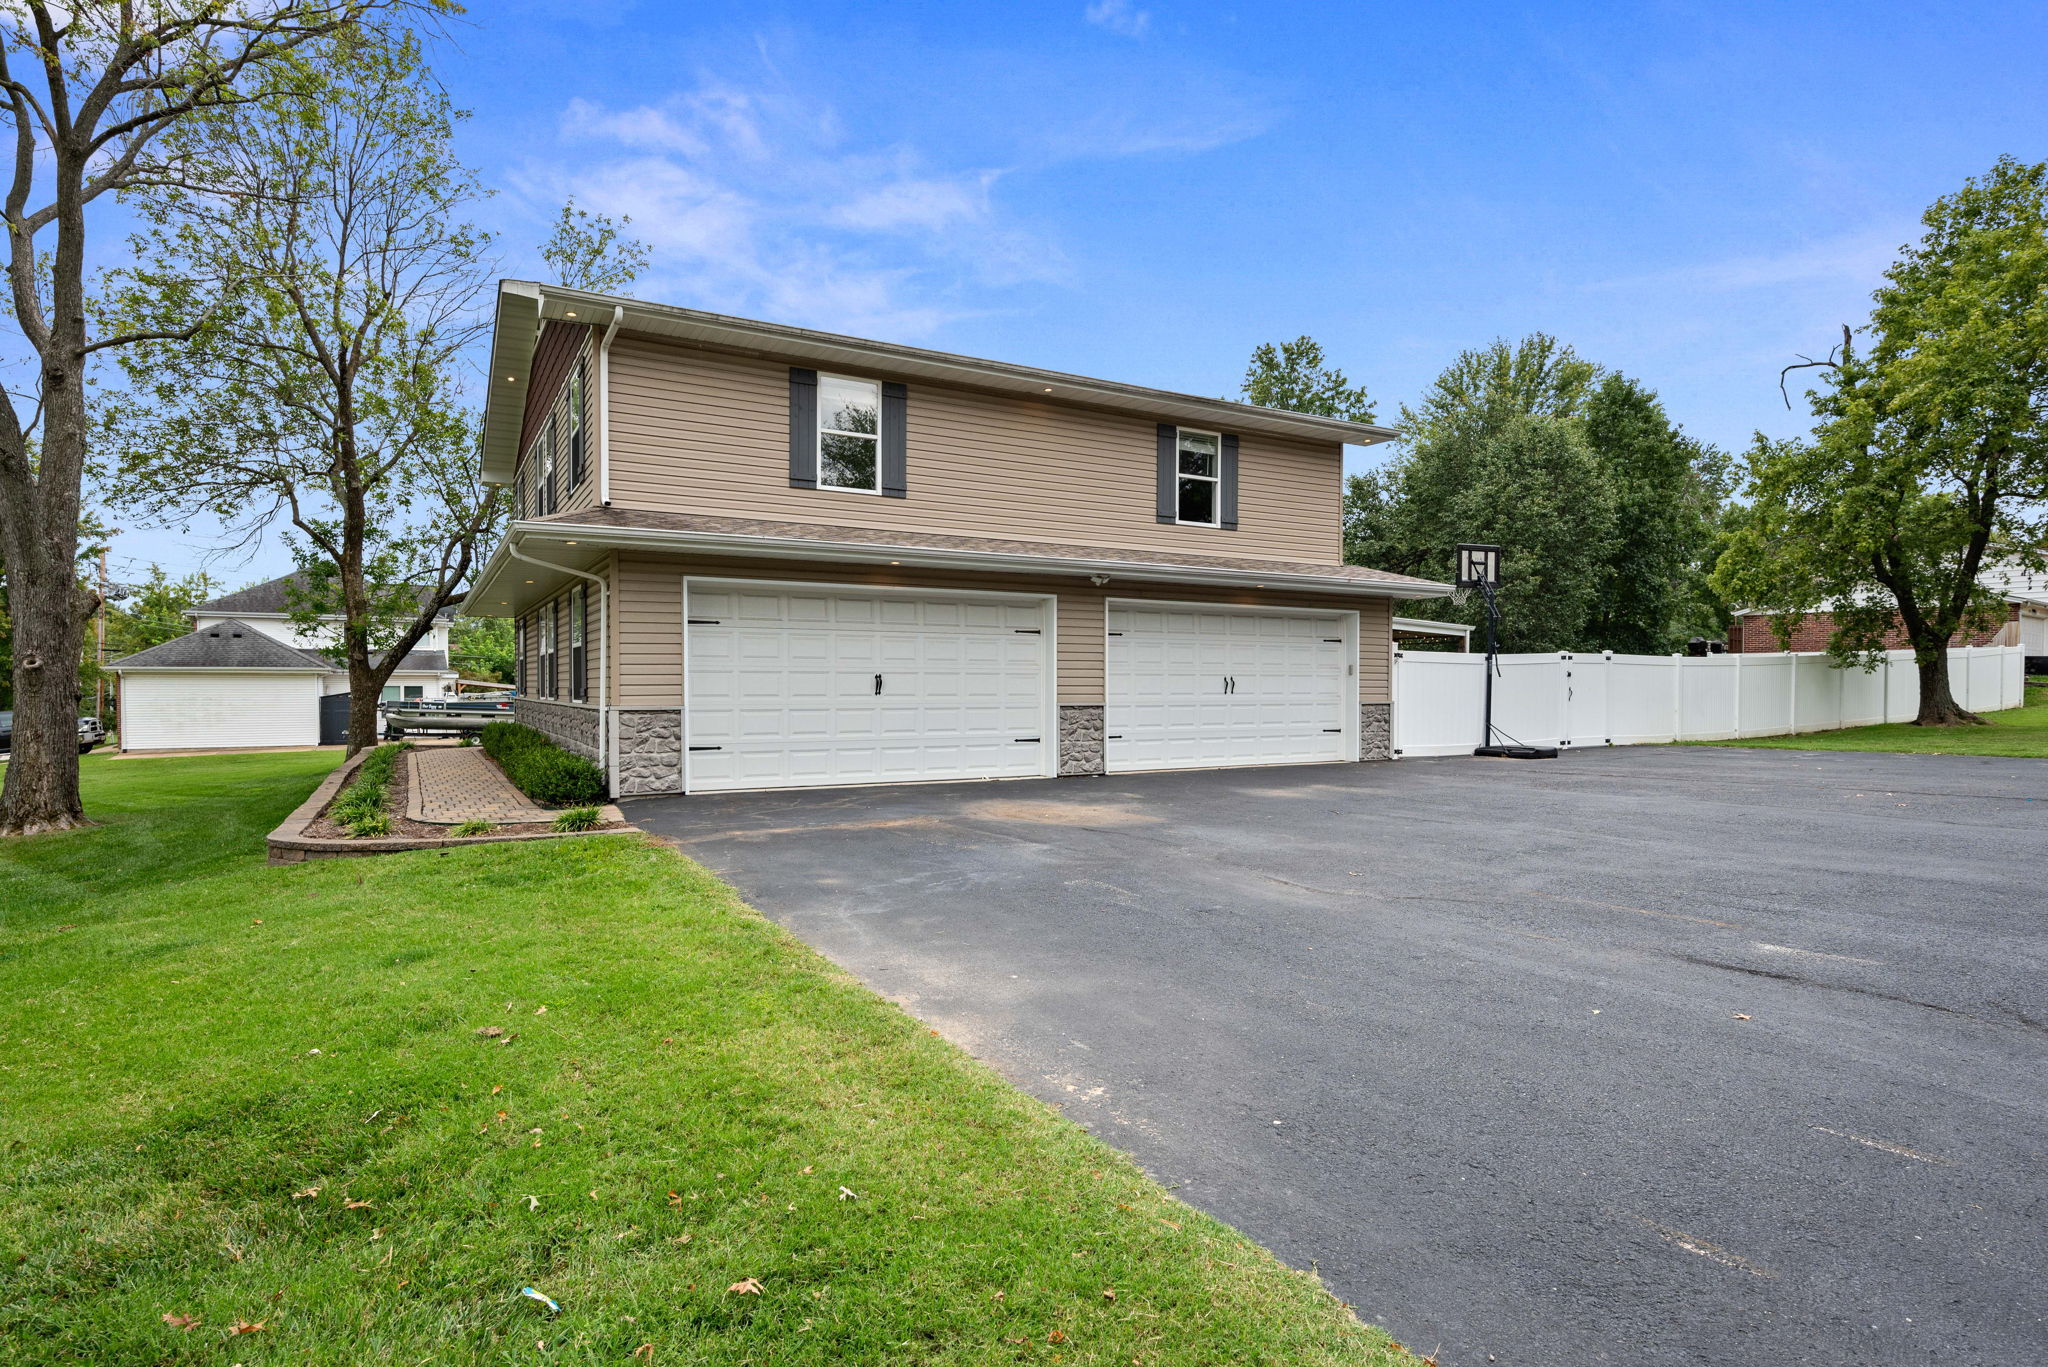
<box><xmin>1323</xmin><ymin>637</ymin><xmax>1343</xmax><ymax>643</ymax></box>
<box><xmin>1107</xmin><ymin>631</ymin><xmax>1123</xmax><ymax>636</ymax></box>
<box><xmin>1107</xmin><ymin>734</ymin><xmax>1122</xmax><ymax>740</ymax></box>
<box><xmin>1013</xmin><ymin>737</ymin><xmax>1041</xmax><ymax>743</ymax></box>
<box><xmin>1322</xmin><ymin>728</ymin><xmax>1343</xmax><ymax>733</ymax></box>
<box><xmin>687</xmin><ymin>618</ymin><xmax>720</xmax><ymax>625</ymax></box>
<box><xmin>688</xmin><ymin>745</ymin><xmax>722</xmax><ymax>752</ymax></box>
<box><xmin>1013</xmin><ymin>628</ymin><xmax>1041</xmax><ymax>634</ymax></box>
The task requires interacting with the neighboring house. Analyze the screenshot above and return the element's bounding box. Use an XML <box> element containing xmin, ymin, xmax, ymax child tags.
<box><xmin>1727</xmin><ymin>566</ymin><xmax>2048</xmax><ymax>659</ymax></box>
<box><xmin>110</xmin><ymin>573</ymin><xmax>461</xmax><ymax>752</ymax></box>
<box><xmin>464</xmin><ymin>281</ymin><xmax>1449</xmax><ymax>797</ymax></box>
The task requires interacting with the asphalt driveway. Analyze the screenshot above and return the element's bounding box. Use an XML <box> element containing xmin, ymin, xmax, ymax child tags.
<box><xmin>628</xmin><ymin>747</ymin><xmax>2047</xmax><ymax>1367</ymax></box>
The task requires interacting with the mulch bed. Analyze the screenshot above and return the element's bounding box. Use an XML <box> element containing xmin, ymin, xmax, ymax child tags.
<box><xmin>303</xmin><ymin>747</ymin><xmax>630</xmax><ymax>841</ymax></box>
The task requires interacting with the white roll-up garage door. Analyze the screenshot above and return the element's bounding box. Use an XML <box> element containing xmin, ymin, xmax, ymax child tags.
<box><xmin>119</xmin><ymin>671</ymin><xmax>322</xmax><ymax>751</ymax></box>
<box><xmin>1106</xmin><ymin>603</ymin><xmax>1355</xmax><ymax>773</ymax></box>
<box><xmin>684</xmin><ymin>580</ymin><xmax>1054</xmax><ymax>793</ymax></box>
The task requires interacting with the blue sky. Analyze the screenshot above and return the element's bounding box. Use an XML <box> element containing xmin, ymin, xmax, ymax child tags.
<box><xmin>107</xmin><ymin>0</ymin><xmax>2048</xmax><ymax>586</ymax></box>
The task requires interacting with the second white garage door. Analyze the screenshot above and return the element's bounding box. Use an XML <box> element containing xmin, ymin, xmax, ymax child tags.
<box><xmin>1106</xmin><ymin>603</ymin><xmax>1355</xmax><ymax>773</ymax></box>
<box><xmin>684</xmin><ymin>581</ymin><xmax>1054</xmax><ymax>793</ymax></box>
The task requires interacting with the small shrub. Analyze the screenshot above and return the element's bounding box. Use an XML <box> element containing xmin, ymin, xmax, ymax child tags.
<box><xmin>481</xmin><ymin>721</ymin><xmax>605</xmax><ymax>805</ymax></box>
<box><xmin>458</xmin><ymin>733</ymin><xmax>479</xmax><ymax>747</ymax></box>
<box><xmin>348</xmin><ymin>813</ymin><xmax>393</xmax><ymax>838</ymax></box>
<box><xmin>326</xmin><ymin>742</ymin><xmax>404</xmax><ymax>832</ymax></box>
<box><xmin>450</xmin><ymin>818</ymin><xmax>495</xmax><ymax>837</ymax></box>
<box><xmin>551</xmin><ymin>806</ymin><xmax>602</xmax><ymax>832</ymax></box>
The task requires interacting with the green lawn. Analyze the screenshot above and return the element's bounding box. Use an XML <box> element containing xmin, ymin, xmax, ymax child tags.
<box><xmin>1700</xmin><ymin>679</ymin><xmax>2048</xmax><ymax>757</ymax></box>
<box><xmin>0</xmin><ymin>753</ymin><xmax>1412</xmax><ymax>1366</ymax></box>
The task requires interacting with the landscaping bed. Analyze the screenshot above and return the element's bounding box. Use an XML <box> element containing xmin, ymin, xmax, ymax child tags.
<box><xmin>0</xmin><ymin>752</ymin><xmax>1416</xmax><ymax>1366</ymax></box>
<box><xmin>272</xmin><ymin>745</ymin><xmax>630</xmax><ymax>863</ymax></box>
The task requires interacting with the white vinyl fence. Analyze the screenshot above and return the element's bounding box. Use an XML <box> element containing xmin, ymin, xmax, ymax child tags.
<box><xmin>1391</xmin><ymin>644</ymin><xmax>2028</xmax><ymax>759</ymax></box>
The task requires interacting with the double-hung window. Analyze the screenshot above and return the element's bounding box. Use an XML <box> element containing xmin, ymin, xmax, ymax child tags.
<box><xmin>1176</xmin><ymin>428</ymin><xmax>1221</xmax><ymax>526</ymax></box>
<box><xmin>817</xmin><ymin>375</ymin><xmax>881</xmax><ymax>492</ymax></box>
<box><xmin>565</xmin><ymin>359</ymin><xmax>586</xmax><ymax>489</ymax></box>
<box><xmin>514</xmin><ymin>619</ymin><xmax>526</xmax><ymax>693</ymax></box>
<box><xmin>539</xmin><ymin>608</ymin><xmax>558</xmax><ymax>698</ymax></box>
<box><xmin>569</xmin><ymin>587</ymin><xmax>587</xmax><ymax>702</ymax></box>
<box><xmin>537</xmin><ymin>421</ymin><xmax>557</xmax><ymax>516</ymax></box>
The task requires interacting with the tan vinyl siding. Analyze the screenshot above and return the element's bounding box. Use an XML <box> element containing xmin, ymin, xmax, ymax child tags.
<box><xmin>515</xmin><ymin>327</ymin><xmax>600</xmax><ymax>516</ymax></box>
<box><xmin>607</xmin><ymin>336</ymin><xmax>1345</xmax><ymax>565</ymax></box>
<box><xmin>605</xmin><ymin>553</ymin><xmax>1394</xmax><ymax>710</ymax></box>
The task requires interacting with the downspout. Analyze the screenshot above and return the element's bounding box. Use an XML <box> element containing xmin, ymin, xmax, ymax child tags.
<box><xmin>506</xmin><ymin>538</ymin><xmax>611</xmax><ymax>795</ymax></box>
<box><xmin>598</xmin><ymin>305</ymin><xmax>623</xmax><ymax>508</ymax></box>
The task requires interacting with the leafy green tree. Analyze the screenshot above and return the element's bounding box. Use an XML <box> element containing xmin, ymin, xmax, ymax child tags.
<box><xmin>450</xmin><ymin>614</ymin><xmax>515</xmax><ymax>683</ymax></box>
<box><xmin>105</xmin><ymin>32</ymin><xmax>502</xmax><ymax>755</ymax></box>
<box><xmin>1239</xmin><ymin>336</ymin><xmax>1376</xmax><ymax>422</ymax></box>
<box><xmin>0</xmin><ymin>3</ymin><xmax>426</xmax><ymax>835</ymax></box>
<box><xmin>1581</xmin><ymin>374</ymin><xmax>1731</xmax><ymax>653</ymax></box>
<box><xmin>542</xmin><ymin>197</ymin><xmax>650</xmax><ymax>294</ymax></box>
<box><xmin>1714</xmin><ymin>157</ymin><xmax>2048</xmax><ymax>725</ymax></box>
<box><xmin>104</xmin><ymin>566</ymin><xmax>222</xmax><ymax>659</ymax></box>
<box><xmin>1398</xmin><ymin>332</ymin><xmax>1599</xmax><ymax>448</ymax></box>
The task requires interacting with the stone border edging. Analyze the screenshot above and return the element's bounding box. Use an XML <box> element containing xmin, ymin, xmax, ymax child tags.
<box><xmin>266</xmin><ymin>747</ymin><xmax>637</xmax><ymax>865</ymax></box>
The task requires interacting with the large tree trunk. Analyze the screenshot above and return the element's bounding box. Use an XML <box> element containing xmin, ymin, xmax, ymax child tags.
<box><xmin>0</xmin><ymin>546</ymin><xmax>95</xmax><ymax>834</ymax></box>
<box><xmin>1912</xmin><ymin>642</ymin><xmax>1984</xmax><ymax>726</ymax></box>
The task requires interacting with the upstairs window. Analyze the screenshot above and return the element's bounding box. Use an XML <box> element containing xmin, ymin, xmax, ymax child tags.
<box><xmin>1176</xmin><ymin>429</ymin><xmax>1220</xmax><ymax>525</ymax></box>
<box><xmin>817</xmin><ymin>375</ymin><xmax>880</xmax><ymax>492</ymax></box>
<box><xmin>565</xmin><ymin>359</ymin><xmax>586</xmax><ymax>489</ymax></box>
<box><xmin>536</xmin><ymin>421</ymin><xmax>558</xmax><ymax>516</ymax></box>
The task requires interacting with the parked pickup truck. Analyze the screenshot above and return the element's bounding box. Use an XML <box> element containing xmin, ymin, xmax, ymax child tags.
<box><xmin>381</xmin><ymin>696</ymin><xmax>514</xmax><ymax>740</ymax></box>
<box><xmin>0</xmin><ymin>712</ymin><xmax>105</xmax><ymax>756</ymax></box>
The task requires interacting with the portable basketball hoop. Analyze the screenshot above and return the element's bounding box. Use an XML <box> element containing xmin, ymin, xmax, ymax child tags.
<box><xmin>1454</xmin><ymin>543</ymin><xmax>1557</xmax><ymax>760</ymax></box>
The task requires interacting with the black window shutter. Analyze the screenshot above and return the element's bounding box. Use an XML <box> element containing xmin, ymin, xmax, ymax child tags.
<box><xmin>1155</xmin><ymin>423</ymin><xmax>1177</xmax><ymax>523</ymax></box>
<box><xmin>569</xmin><ymin>359</ymin><xmax>586</xmax><ymax>488</ymax></box>
<box><xmin>880</xmin><ymin>381</ymin><xmax>908</xmax><ymax>498</ymax></box>
<box><xmin>788</xmin><ymin>368</ymin><xmax>819</xmax><ymax>488</ymax></box>
<box><xmin>1219</xmin><ymin>433</ymin><xmax>1240</xmax><ymax>530</ymax></box>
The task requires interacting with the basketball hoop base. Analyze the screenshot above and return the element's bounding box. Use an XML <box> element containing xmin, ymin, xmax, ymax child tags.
<box><xmin>1475</xmin><ymin>744</ymin><xmax>1559</xmax><ymax>759</ymax></box>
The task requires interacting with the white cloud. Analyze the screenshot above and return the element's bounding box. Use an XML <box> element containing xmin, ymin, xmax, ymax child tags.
<box><xmin>1085</xmin><ymin>0</ymin><xmax>1152</xmax><ymax>39</ymax></box>
<box><xmin>1594</xmin><ymin>227</ymin><xmax>1910</xmax><ymax>295</ymax></box>
<box><xmin>524</xmin><ymin>79</ymin><xmax>1069</xmax><ymax>339</ymax></box>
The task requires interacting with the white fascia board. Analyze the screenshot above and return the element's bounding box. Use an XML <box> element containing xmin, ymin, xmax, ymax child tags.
<box><xmin>112</xmin><ymin>666</ymin><xmax>328</xmax><ymax>674</ymax></box>
<box><xmin>482</xmin><ymin>520</ymin><xmax>1450</xmax><ymax>608</ymax></box>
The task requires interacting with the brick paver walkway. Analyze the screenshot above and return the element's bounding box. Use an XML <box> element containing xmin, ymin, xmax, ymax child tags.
<box><xmin>408</xmin><ymin>745</ymin><xmax>556</xmax><ymax>824</ymax></box>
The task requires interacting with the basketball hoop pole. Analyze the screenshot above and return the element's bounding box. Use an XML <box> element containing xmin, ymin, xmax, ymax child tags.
<box><xmin>1479</xmin><ymin>576</ymin><xmax>1499</xmax><ymax>748</ymax></box>
<box><xmin>1453</xmin><ymin>541</ymin><xmax>1556</xmax><ymax>760</ymax></box>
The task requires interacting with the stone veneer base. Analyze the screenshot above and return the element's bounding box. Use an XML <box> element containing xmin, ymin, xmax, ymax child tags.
<box><xmin>1058</xmin><ymin>704</ymin><xmax>1105</xmax><ymax>776</ymax></box>
<box><xmin>1360</xmin><ymin>701</ymin><xmax>1392</xmax><ymax>761</ymax></box>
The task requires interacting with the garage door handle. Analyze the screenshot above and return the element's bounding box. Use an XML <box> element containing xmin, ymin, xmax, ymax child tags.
<box><xmin>874</xmin><ymin>674</ymin><xmax>883</xmax><ymax>695</ymax></box>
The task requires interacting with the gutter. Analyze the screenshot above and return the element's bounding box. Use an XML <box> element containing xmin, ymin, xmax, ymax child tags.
<box><xmin>505</xmin><ymin>542</ymin><xmax>616</xmax><ymax>790</ymax></box>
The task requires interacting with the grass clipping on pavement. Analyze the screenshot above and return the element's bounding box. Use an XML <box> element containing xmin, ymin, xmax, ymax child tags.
<box><xmin>0</xmin><ymin>752</ymin><xmax>1414</xmax><ymax>1365</ymax></box>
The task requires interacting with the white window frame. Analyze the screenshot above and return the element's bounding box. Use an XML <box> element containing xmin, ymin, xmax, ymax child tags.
<box><xmin>537</xmin><ymin>421</ymin><xmax>557</xmax><ymax>515</ymax></box>
<box><xmin>538</xmin><ymin>608</ymin><xmax>557</xmax><ymax>698</ymax></box>
<box><xmin>1175</xmin><ymin>427</ymin><xmax>1222</xmax><ymax>527</ymax></box>
<box><xmin>816</xmin><ymin>373</ymin><xmax>883</xmax><ymax>495</ymax></box>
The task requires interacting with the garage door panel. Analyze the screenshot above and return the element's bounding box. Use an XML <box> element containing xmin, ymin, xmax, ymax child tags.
<box><xmin>687</xmin><ymin>582</ymin><xmax>1051</xmax><ymax>793</ymax></box>
<box><xmin>1107</xmin><ymin>604</ymin><xmax>1352</xmax><ymax>774</ymax></box>
<box><xmin>121</xmin><ymin>672</ymin><xmax>320</xmax><ymax>751</ymax></box>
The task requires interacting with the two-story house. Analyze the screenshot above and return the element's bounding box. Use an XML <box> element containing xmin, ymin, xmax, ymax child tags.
<box><xmin>110</xmin><ymin>573</ymin><xmax>461</xmax><ymax>752</ymax></box>
<box><xmin>464</xmin><ymin>281</ymin><xmax>1449</xmax><ymax>797</ymax></box>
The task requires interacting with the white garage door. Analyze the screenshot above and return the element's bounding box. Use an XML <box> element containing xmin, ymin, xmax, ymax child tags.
<box><xmin>684</xmin><ymin>581</ymin><xmax>1053</xmax><ymax>793</ymax></box>
<box><xmin>1106</xmin><ymin>604</ymin><xmax>1354</xmax><ymax>773</ymax></box>
<box><xmin>120</xmin><ymin>672</ymin><xmax>321</xmax><ymax>751</ymax></box>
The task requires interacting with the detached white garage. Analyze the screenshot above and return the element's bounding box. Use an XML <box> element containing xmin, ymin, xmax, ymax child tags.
<box><xmin>112</xmin><ymin>620</ymin><xmax>331</xmax><ymax>752</ymax></box>
<box><xmin>682</xmin><ymin>580</ymin><xmax>1055</xmax><ymax>793</ymax></box>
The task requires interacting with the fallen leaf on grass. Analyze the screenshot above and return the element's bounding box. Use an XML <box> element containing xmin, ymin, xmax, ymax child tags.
<box><xmin>524</xmin><ymin>1196</ymin><xmax>540</xmax><ymax>1211</ymax></box>
<box><xmin>161</xmin><ymin>1313</ymin><xmax>200</xmax><ymax>1331</ymax></box>
<box><xmin>837</xmin><ymin>1186</ymin><xmax>858</xmax><ymax>1201</ymax></box>
<box><xmin>344</xmin><ymin>1199</ymin><xmax>374</xmax><ymax>1210</ymax></box>
<box><xmin>667</xmin><ymin>1192</ymin><xmax>684</xmax><ymax>1208</ymax></box>
<box><xmin>991</xmin><ymin>1290</ymin><xmax>1005</xmax><ymax>1302</ymax></box>
<box><xmin>228</xmin><ymin>1319</ymin><xmax>266</xmax><ymax>1335</ymax></box>
<box><xmin>475</xmin><ymin>1026</ymin><xmax>505</xmax><ymax>1038</ymax></box>
<box><xmin>633</xmin><ymin>1346</ymin><xmax>654</xmax><ymax>1361</ymax></box>
<box><xmin>1101</xmin><ymin>1288</ymin><xmax>1116</xmax><ymax>1301</ymax></box>
<box><xmin>729</xmin><ymin>1278</ymin><xmax>763</xmax><ymax>1295</ymax></box>
<box><xmin>291</xmin><ymin>1187</ymin><xmax>320</xmax><ymax>1199</ymax></box>
<box><xmin>534</xmin><ymin>1005</ymin><xmax>547</xmax><ymax>1015</ymax></box>
<box><xmin>799</xmin><ymin>1165</ymin><xmax>813</xmax><ymax>1175</ymax></box>
<box><xmin>1048</xmin><ymin>1329</ymin><xmax>1067</xmax><ymax>1343</ymax></box>
<box><xmin>491</xmin><ymin>1084</ymin><xmax>503</xmax><ymax>1094</ymax></box>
